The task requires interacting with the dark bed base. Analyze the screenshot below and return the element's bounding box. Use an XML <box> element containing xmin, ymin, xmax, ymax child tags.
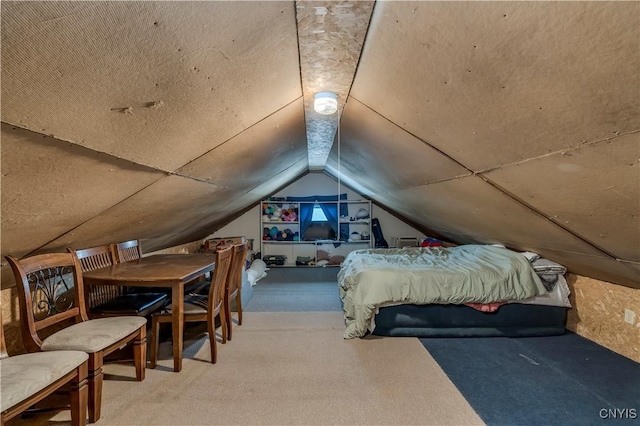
<box><xmin>372</xmin><ymin>303</ymin><xmax>567</xmax><ymax>338</ymax></box>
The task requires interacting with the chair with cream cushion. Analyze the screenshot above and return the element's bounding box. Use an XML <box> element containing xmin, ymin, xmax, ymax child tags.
<box><xmin>0</xmin><ymin>310</ymin><xmax>89</xmax><ymax>426</ymax></box>
<box><xmin>5</xmin><ymin>252</ymin><xmax>147</xmax><ymax>423</ymax></box>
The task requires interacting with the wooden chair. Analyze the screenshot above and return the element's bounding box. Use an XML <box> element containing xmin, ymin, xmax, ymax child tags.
<box><xmin>225</xmin><ymin>242</ymin><xmax>248</xmax><ymax>341</ymax></box>
<box><xmin>114</xmin><ymin>239</ymin><xmax>180</xmax><ymax>298</ymax></box>
<box><xmin>150</xmin><ymin>245</ymin><xmax>233</xmax><ymax>367</ymax></box>
<box><xmin>5</xmin><ymin>252</ymin><xmax>147</xmax><ymax>423</ymax></box>
<box><xmin>1</xmin><ymin>311</ymin><xmax>89</xmax><ymax>426</ymax></box>
<box><xmin>70</xmin><ymin>245</ymin><xmax>168</xmax><ymax>318</ymax></box>
<box><xmin>113</xmin><ymin>239</ymin><xmax>143</xmax><ymax>263</ymax></box>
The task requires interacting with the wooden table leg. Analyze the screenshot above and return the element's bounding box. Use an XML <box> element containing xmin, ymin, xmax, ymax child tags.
<box><xmin>172</xmin><ymin>284</ymin><xmax>184</xmax><ymax>372</ymax></box>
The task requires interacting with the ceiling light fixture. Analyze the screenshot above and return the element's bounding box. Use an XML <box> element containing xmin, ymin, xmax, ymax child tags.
<box><xmin>314</xmin><ymin>91</ymin><xmax>338</xmax><ymax>115</ymax></box>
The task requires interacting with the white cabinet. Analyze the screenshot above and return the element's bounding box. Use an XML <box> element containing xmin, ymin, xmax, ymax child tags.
<box><xmin>260</xmin><ymin>198</ymin><xmax>372</xmax><ymax>266</ymax></box>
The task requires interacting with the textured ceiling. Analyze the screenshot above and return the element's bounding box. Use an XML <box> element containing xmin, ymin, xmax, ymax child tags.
<box><xmin>1</xmin><ymin>1</ymin><xmax>638</xmax><ymax>289</ymax></box>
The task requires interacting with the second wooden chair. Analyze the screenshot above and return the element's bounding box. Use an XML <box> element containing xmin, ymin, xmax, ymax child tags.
<box><xmin>150</xmin><ymin>245</ymin><xmax>233</xmax><ymax>367</ymax></box>
<box><xmin>225</xmin><ymin>242</ymin><xmax>248</xmax><ymax>341</ymax></box>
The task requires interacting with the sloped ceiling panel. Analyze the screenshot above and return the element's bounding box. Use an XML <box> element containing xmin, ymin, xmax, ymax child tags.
<box><xmin>177</xmin><ymin>98</ymin><xmax>308</xmax><ymax>189</ymax></box>
<box><xmin>524</xmin><ymin>248</ymin><xmax>640</xmax><ymax>290</ymax></box>
<box><xmin>350</xmin><ymin>1</ymin><xmax>639</xmax><ymax>171</ymax></box>
<box><xmin>485</xmin><ymin>133</ymin><xmax>640</xmax><ymax>262</ymax></box>
<box><xmin>0</xmin><ymin>124</ymin><xmax>164</xmax><ymax>260</ymax></box>
<box><xmin>1</xmin><ymin>1</ymin><xmax>301</xmax><ymax>171</ymax></box>
<box><xmin>40</xmin><ymin>175</ymin><xmax>248</xmax><ymax>256</ymax></box>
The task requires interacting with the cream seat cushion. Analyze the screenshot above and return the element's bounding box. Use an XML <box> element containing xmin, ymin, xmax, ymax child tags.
<box><xmin>0</xmin><ymin>350</ymin><xmax>88</xmax><ymax>412</ymax></box>
<box><xmin>163</xmin><ymin>302</ymin><xmax>208</xmax><ymax>314</ymax></box>
<box><xmin>41</xmin><ymin>316</ymin><xmax>147</xmax><ymax>353</ymax></box>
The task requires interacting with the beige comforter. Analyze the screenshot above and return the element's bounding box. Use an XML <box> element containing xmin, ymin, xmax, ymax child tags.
<box><xmin>338</xmin><ymin>245</ymin><xmax>548</xmax><ymax>339</ymax></box>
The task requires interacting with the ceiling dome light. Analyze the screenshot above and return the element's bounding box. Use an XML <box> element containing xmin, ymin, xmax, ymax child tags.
<box><xmin>314</xmin><ymin>92</ymin><xmax>338</xmax><ymax>115</ymax></box>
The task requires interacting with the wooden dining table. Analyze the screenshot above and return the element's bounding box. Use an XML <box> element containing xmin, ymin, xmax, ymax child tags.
<box><xmin>82</xmin><ymin>253</ymin><xmax>216</xmax><ymax>372</ymax></box>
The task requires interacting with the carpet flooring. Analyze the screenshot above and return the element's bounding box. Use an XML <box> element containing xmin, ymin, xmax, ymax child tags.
<box><xmin>245</xmin><ymin>266</ymin><xmax>342</xmax><ymax>312</ymax></box>
<box><xmin>420</xmin><ymin>333</ymin><xmax>640</xmax><ymax>425</ymax></box>
<box><xmin>8</xmin><ymin>313</ymin><xmax>482</xmax><ymax>426</ymax></box>
<box><xmin>245</xmin><ymin>280</ymin><xmax>342</xmax><ymax>312</ymax></box>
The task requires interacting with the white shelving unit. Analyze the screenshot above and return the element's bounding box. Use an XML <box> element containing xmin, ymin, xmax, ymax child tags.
<box><xmin>260</xmin><ymin>198</ymin><xmax>372</xmax><ymax>266</ymax></box>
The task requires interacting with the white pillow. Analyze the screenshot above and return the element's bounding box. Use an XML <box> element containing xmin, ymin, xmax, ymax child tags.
<box><xmin>519</xmin><ymin>251</ymin><xmax>541</xmax><ymax>262</ymax></box>
<box><xmin>246</xmin><ymin>259</ymin><xmax>268</xmax><ymax>286</ymax></box>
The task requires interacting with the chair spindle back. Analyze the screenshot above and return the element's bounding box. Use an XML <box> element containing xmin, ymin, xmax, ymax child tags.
<box><xmin>114</xmin><ymin>240</ymin><xmax>143</xmax><ymax>263</ymax></box>
<box><xmin>70</xmin><ymin>245</ymin><xmax>122</xmax><ymax>309</ymax></box>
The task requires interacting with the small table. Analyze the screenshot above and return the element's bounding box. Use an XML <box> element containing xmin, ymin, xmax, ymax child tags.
<box><xmin>82</xmin><ymin>254</ymin><xmax>215</xmax><ymax>372</ymax></box>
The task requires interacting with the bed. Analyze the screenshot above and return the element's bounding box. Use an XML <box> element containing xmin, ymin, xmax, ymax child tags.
<box><xmin>338</xmin><ymin>244</ymin><xmax>570</xmax><ymax>339</ymax></box>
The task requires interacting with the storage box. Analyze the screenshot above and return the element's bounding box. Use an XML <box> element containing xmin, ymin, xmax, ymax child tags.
<box><xmin>394</xmin><ymin>237</ymin><xmax>418</xmax><ymax>248</ymax></box>
<box><xmin>205</xmin><ymin>236</ymin><xmax>246</xmax><ymax>251</ymax></box>
<box><xmin>263</xmin><ymin>255</ymin><xmax>286</xmax><ymax>266</ymax></box>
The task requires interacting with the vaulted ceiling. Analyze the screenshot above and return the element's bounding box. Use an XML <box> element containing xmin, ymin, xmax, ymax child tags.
<box><xmin>1</xmin><ymin>1</ymin><xmax>638</xmax><ymax>289</ymax></box>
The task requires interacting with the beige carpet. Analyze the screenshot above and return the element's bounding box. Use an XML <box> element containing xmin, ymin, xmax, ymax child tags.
<box><xmin>7</xmin><ymin>312</ymin><xmax>483</xmax><ymax>425</ymax></box>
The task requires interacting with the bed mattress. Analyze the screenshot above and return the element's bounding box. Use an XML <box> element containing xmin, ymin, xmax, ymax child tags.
<box><xmin>372</xmin><ymin>303</ymin><xmax>567</xmax><ymax>337</ymax></box>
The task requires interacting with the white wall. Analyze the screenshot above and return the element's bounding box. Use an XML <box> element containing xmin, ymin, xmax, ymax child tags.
<box><xmin>372</xmin><ymin>205</ymin><xmax>426</xmax><ymax>247</ymax></box>
<box><xmin>209</xmin><ymin>172</ymin><xmax>427</xmax><ymax>249</ymax></box>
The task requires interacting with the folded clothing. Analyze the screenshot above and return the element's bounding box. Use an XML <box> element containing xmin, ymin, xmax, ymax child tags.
<box><xmin>532</xmin><ymin>258</ymin><xmax>567</xmax><ymax>274</ymax></box>
<box><xmin>532</xmin><ymin>258</ymin><xmax>567</xmax><ymax>291</ymax></box>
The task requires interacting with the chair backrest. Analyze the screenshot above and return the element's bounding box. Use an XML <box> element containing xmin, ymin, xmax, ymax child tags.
<box><xmin>208</xmin><ymin>246</ymin><xmax>233</xmax><ymax>313</ymax></box>
<box><xmin>114</xmin><ymin>239</ymin><xmax>142</xmax><ymax>263</ymax></box>
<box><xmin>227</xmin><ymin>243</ymin><xmax>248</xmax><ymax>298</ymax></box>
<box><xmin>1</xmin><ymin>307</ymin><xmax>8</xmax><ymax>359</ymax></box>
<box><xmin>70</xmin><ymin>245</ymin><xmax>123</xmax><ymax>308</ymax></box>
<box><xmin>5</xmin><ymin>252</ymin><xmax>89</xmax><ymax>352</ymax></box>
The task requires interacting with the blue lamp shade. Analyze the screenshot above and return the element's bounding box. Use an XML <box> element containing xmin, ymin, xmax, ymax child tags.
<box><xmin>314</xmin><ymin>92</ymin><xmax>338</xmax><ymax>115</ymax></box>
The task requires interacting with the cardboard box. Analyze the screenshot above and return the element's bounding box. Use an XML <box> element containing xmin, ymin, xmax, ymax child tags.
<box><xmin>394</xmin><ymin>236</ymin><xmax>418</xmax><ymax>248</ymax></box>
<box><xmin>205</xmin><ymin>236</ymin><xmax>247</xmax><ymax>251</ymax></box>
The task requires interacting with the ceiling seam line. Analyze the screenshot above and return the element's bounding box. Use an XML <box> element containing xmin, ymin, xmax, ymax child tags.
<box><xmin>1</xmin><ymin>121</ymin><xmax>173</xmax><ymax>175</ymax></box>
<box><xmin>292</xmin><ymin>0</ymin><xmax>305</xmax><ymax>119</ymax></box>
<box><xmin>172</xmin><ymin>157</ymin><xmax>307</xmax><ymax>188</ymax></box>
<box><xmin>340</xmin><ymin>1</ymin><xmax>378</xmax><ymax>111</ymax></box>
<box><xmin>315</xmin><ymin>1</ymin><xmax>376</xmax><ymax>169</ymax></box>
<box><xmin>478</xmin><ymin>175</ymin><xmax>622</xmax><ymax>261</ymax></box>
<box><xmin>292</xmin><ymin>0</ymin><xmax>311</xmax><ymax>169</ymax></box>
<box><xmin>347</xmin><ymin>96</ymin><xmax>476</xmax><ymax>174</ymax></box>
<box><xmin>255</xmin><ymin>167</ymin><xmax>309</xmax><ymax>199</ymax></box>
<box><xmin>478</xmin><ymin>129</ymin><xmax>640</xmax><ymax>174</ymax></box>
<box><xmin>171</xmin><ymin>95</ymin><xmax>304</xmax><ymax>173</ymax></box>
<box><xmin>344</xmin><ymin>99</ymin><xmax>639</xmax><ymax>176</ymax></box>
<box><xmin>17</xmin><ymin>173</ymin><xmax>171</xmax><ymax>260</ymax></box>
<box><xmin>3</xmin><ymin>94</ymin><xmax>304</xmax><ymax>177</ymax></box>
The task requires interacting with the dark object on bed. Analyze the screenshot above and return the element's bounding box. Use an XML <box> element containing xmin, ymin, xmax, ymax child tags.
<box><xmin>372</xmin><ymin>303</ymin><xmax>567</xmax><ymax>338</ymax></box>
